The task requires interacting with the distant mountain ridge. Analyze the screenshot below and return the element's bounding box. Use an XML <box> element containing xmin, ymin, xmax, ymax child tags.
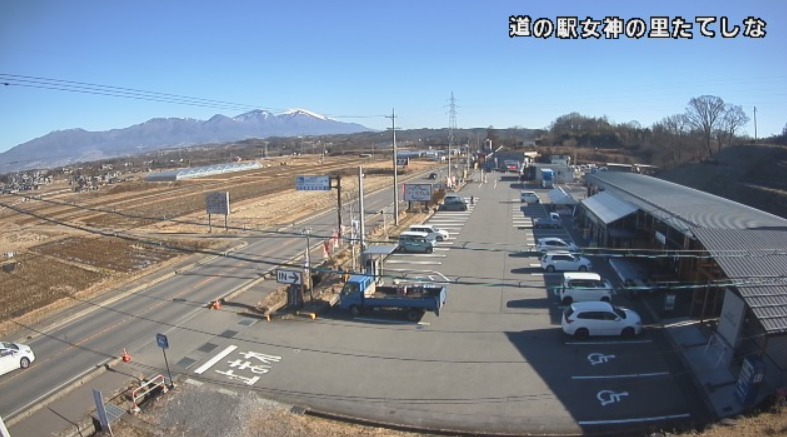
<box><xmin>0</xmin><ymin>109</ymin><xmax>371</xmax><ymax>172</ymax></box>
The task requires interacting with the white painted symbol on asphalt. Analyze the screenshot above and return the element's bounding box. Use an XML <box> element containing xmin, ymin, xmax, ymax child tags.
<box><xmin>588</xmin><ymin>353</ymin><xmax>616</xmax><ymax>365</ymax></box>
<box><xmin>597</xmin><ymin>390</ymin><xmax>629</xmax><ymax>406</ymax></box>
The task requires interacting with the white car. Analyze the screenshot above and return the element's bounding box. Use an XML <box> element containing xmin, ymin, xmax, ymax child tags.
<box><xmin>561</xmin><ymin>301</ymin><xmax>642</xmax><ymax>340</ymax></box>
<box><xmin>520</xmin><ymin>191</ymin><xmax>540</xmax><ymax>204</ymax></box>
<box><xmin>535</xmin><ymin>237</ymin><xmax>579</xmax><ymax>254</ymax></box>
<box><xmin>540</xmin><ymin>251</ymin><xmax>592</xmax><ymax>272</ymax></box>
<box><xmin>408</xmin><ymin>224</ymin><xmax>449</xmax><ymax>241</ymax></box>
<box><xmin>0</xmin><ymin>342</ymin><xmax>35</xmax><ymax>376</ymax></box>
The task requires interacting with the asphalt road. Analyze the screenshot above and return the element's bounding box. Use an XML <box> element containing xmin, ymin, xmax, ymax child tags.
<box><xmin>4</xmin><ymin>169</ymin><xmax>710</xmax><ymax>435</ymax></box>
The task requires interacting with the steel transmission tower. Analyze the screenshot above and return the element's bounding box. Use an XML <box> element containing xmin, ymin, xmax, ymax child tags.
<box><xmin>448</xmin><ymin>92</ymin><xmax>458</xmax><ymax>187</ymax></box>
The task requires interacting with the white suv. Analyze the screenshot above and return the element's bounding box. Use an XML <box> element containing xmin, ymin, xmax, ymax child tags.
<box><xmin>561</xmin><ymin>301</ymin><xmax>642</xmax><ymax>340</ymax></box>
<box><xmin>540</xmin><ymin>251</ymin><xmax>592</xmax><ymax>272</ymax></box>
<box><xmin>535</xmin><ymin>237</ymin><xmax>578</xmax><ymax>254</ymax></box>
<box><xmin>408</xmin><ymin>224</ymin><xmax>449</xmax><ymax>241</ymax></box>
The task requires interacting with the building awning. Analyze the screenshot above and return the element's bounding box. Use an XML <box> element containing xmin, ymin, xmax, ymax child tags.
<box><xmin>548</xmin><ymin>187</ymin><xmax>578</xmax><ymax>205</ymax></box>
<box><xmin>581</xmin><ymin>192</ymin><xmax>638</xmax><ymax>225</ymax></box>
<box><xmin>362</xmin><ymin>245</ymin><xmax>399</xmax><ymax>256</ymax></box>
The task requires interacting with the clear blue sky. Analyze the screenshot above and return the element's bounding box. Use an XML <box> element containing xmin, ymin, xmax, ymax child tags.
<box><xmin>1</xmin><ymin>0</ymin><xmax>784</xmax><ymax>153</ymax></box>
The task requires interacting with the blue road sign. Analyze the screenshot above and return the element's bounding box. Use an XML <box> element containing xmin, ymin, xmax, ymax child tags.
<box><xmin>156</xmin><ymin>333</ymin><xmax>169</xmax><ymax>350</ymax></box>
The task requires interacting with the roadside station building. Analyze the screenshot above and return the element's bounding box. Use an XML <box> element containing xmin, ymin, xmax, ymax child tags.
<box><xmin>580</xmin><ymin>172</ymin><xmax>787</xmax><ymax>395</ymax></box>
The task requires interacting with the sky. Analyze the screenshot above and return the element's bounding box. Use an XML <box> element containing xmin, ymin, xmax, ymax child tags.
<box><xmin>1</xmin><ymin>0</ymin><xmax>785</xmax><ymax>153</ymax></box>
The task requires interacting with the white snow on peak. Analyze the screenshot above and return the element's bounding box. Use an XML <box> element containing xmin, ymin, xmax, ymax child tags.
<box><xmin>280</xmin><ymin>108</ymin><xmax>331</xmax><ymax>121</ymax></box>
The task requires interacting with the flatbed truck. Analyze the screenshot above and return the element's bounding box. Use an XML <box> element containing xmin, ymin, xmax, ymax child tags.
<box><xmin>339</xmin><ymin>275</ymin><xmax>447</xmax><ymax>321</ymax></box>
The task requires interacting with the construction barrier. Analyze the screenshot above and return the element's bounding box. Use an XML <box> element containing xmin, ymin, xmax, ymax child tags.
<box><xmin>130</xmin><ymin>374</ymin><xmax>168</xmax><ymax>414</ymax></box>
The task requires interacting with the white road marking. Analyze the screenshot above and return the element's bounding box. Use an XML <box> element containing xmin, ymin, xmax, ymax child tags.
<box><xmin>578</xmin><ymin>413</ymin><xmax>691</xmax><ymax>426</ymax></box>
<box><xmin>390</xmin><ymin>253</ymin><xmax>446</xmax><ymax>257</ymax></box>
<box><xmin>572</xmin><ymin>372</ymin><xmax>669</xmax><ymax>380</ymax></box>
<box><xmin>565</xmin><ymin>339</ymin><xmax>653</xmax><ymax>345</ymax></box>
<box><xmin>194</xmin><ymin>345</ymin><xmax>238</xmax><ymax>374</ymax></box>
<box><xmin>386</xmin><ymin>260</ymin><xmax>443</xmax><ymax>265</ymax></box>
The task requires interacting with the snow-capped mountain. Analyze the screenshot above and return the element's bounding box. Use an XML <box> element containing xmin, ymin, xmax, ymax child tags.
<box><xmin>0</xmin><ymin>109</ymin><xmax>370</xmax><ymax>172</ymax></box>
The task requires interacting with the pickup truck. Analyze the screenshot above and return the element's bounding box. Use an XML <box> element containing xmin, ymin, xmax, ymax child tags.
<box><xmin>339</xmin><ymin>275</ymin><xmax>447</xmax><ymax>321</ymax></box>
<box><xmin>534</xmin><ymin>212</ymin><xmax>562</xmax><ymax>229</ymax></box>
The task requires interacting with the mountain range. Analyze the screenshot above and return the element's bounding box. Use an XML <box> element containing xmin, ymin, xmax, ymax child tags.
<box><xmin>0</xmin><ymin>109</ymin><xmax>371</xmax><ymax>172</ymax></box>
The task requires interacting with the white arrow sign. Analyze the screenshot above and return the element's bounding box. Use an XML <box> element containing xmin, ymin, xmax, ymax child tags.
<box><xmin>276</xmin><ymin>269</ymin><xmax>302</xmax><ymax>285</ymax></box>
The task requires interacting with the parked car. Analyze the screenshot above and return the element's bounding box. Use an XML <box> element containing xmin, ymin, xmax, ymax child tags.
<box><xmin>557</xmin><ymin>272</ymin><xmax>614</xmax><ymax>305</ymax></box>
<box><xmin>561</xmin><ymin>301</ymin><xmax>642</xmax><ymax>340</ymax></box>
<box><xmin>0</xmin><ymin>342</ymin><xmax>35</xmax><ymax>376</ymax></box>
<box><xmin>540</xmin><ymin>251</ymin><xmax>592</xmax><ymax>272</ymax></box>
<box><xmin>535</xmin><ymin>237</ymin><xmax>578</xmax><ymax>254</ymax></box>
<box><xmin>534</xmin><ymin>212</ymin><xmax>562</xmax><ymax>229</ymax></box>
<box><xmin>409</xmin><ymin>224</ymin><xmax>449</xmax><ymax>241</ymax></box>
<box><xmin>397</xmin><ymin>231</ymin><xmax>437</xmax><ymax>253</ymax></box>
<box><xmin>520</xmin><ymin>191</ymin><xmax>540</xmax><ymax>204</ymax></box>
<box><xmin>440</xmin><ymin>195</ymin><xmax>468</xmax><ymax>211</ymax></box>
<box><xmin>428</xmin><ymin>173</ymin><xmax>438</xmax><ymax>180</ymax></box>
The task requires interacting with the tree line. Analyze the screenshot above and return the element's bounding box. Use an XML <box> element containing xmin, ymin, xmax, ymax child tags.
<box><xmin>539</xmin><ymin>95</ymin><xmax>786</xmax><ymax>168</ymax></box>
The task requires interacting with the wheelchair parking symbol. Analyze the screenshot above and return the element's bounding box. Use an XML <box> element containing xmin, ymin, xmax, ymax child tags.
<box><xmin>597</xmin><ymin>390</ymin><xmax>629</xmax><ymax>406</ymax></box>
<box><xmin>587</xmin><ymin>353</ymin><xmax>616</xmax><ymax>365</ymax></box>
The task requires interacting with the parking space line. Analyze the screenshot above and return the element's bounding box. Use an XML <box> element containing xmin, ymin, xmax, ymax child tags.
<box><xmin>386</xmin><ymin>260</ymin><xmax>443</xmax><ymax>265</ymax></box>
<box><xmin>565</xmin><ymin>339</ymin><xmax>653</xmax><ymax>345</ymax></box>
<box><xmin>572</xmin><ymin>372</ymin><xmax>669</xmax><ymax>380</ymax></box>
<box><xmin>577</xmin><ymin>413</ymin><xmax>690</xmax><ymax>426</ymax></box>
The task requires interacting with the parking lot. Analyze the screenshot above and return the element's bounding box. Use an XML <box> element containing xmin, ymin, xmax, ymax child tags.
<box><xmin>167</xmin><ymin>175</ymin><xmax>708</xmax><ymax>435</ymax></box>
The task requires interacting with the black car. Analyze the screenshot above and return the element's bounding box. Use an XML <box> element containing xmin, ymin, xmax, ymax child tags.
<box><xmin>428</xmin><ymin>173</ymin><xmax>438</xmax><ymax>180</ymax></box>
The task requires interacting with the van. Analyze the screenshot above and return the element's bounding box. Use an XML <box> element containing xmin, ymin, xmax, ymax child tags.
<box><xmin>398</xmin><ymin>231</ymin><xmax>437</xmax><ymax>253</ymax></box>
<box><xmin>558</xmin><ymin>272</ymin><xmax>613</xmax><ymax>305</ymax></box>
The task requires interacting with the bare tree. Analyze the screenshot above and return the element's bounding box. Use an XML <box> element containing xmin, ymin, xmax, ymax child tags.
<box><xmin>685</xmin><ymin>95</ymin><xmax>726</xmax><ymax>157</ymax></box>
<box><xmin>717</xmin><ymin>105</ymin><xmax>750</xmax><ymax>152</ymax></box>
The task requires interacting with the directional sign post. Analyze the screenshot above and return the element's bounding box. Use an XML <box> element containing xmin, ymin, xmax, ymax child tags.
<box><xmin>276</xmin><ymin>269</ymin><xmax>303</xmax><ymax>285</ymax></box>
<box><xmin>156</xmin><ymin>333</ymin><xmax>174</xmax><ymax>388</ymax></box>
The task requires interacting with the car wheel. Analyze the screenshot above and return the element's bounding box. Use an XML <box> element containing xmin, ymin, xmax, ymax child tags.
<box><xmin>426</xmin><ymin>247</ymin><xmax>433</xmax><ymax>254</ymax></box>
<box><xmin>561</xmin><ymin>296</ymin><xmax>572</xmax><ymax>306</ymax></box>
<box><xmin>621</xmin><ymin>327</ymin><xmax>636</xmax><ymax>339</ymax></box>
<box><xmin>407</xmin><ymin>309</ymin><xmax>423</xmax><ymax>322</ymax></box>
<box><xmin>574</xmin><ymin>328</ymin><xmax>590</xmax><ymax>340</ymax></box>
<box><xmin>578</xmin><ymin>265</ymin><xmax>588</xmax><ymax>272</ymax></box>
<box><xmin>349</xmin><ymin>305</ymin><xmax>361</xmax><ymax>317</ymax></box>
<box><xmin>20</xmin><ymin>357</ymin><xmax>30</xmax><ymax>369</ymax></box>
<box><xmin>546</xmin><ymin>265</ymin><xmax>556</xmax><ymax>273</ymax></box>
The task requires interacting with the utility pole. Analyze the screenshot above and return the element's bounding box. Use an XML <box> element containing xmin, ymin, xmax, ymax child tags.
<box><xmin>448</xmin><ymin>92</ymin><xmax>458</xmax><ymax>189</ymax></box>
<box><xmin>386</xmin><ymin>109</ymin><xmax>399</xmax><ymax>225</ymax></box>
<box><xmin>333</xmin><ymin>175</ymin><xmax>343</xmax><ymax>238</ymax></box>
<box><xmin>303</xmin><ymin>227</ymin><xmax>312</xmax><ymax>302</ymax></box>
<box><xmin>358</xmin><ymin>165</ymin><xmax>366</xmax><ymax>251</ymax></box>
<box><xmin>753</xmin><ymin>106</ymin><xmax>758</xmax><ymax>144</ymax></box>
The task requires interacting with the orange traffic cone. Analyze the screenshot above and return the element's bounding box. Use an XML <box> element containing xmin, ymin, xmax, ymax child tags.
<box><xmin>121</xmin><ymin>348</ymin><xmax>132</xmax><ymax>363</ymax></box>
<box><xmin>212</xmin><ymin>299</ymin><xmax>221</xmax><ymax>310</ymax></box>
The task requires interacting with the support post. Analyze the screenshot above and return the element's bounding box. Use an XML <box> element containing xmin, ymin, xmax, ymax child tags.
<box><xmin>359</xmin><ymin>165</ymin><xmax>366</xmax><ymax>251</ymax></box>
<box><xmin>334</xmin><ymin>175</ymin><xmax>343</xmax><ymax>239</ymax></box>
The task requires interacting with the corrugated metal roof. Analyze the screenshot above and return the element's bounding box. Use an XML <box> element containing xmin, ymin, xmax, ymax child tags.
<box><xmin>587</xmin><ymin>172</ymin><xmax>787</xmax><ymax>233</ymax></box>
<box><xmin>548</xmin><ymin>187</ymin><xmax>578</xmax><ymax>205</ymax></box>
<box><xmin>581</xmin><ymin>191</ymin><xmax>638</xmax><ymax>224</ymax></box>
<box><xmin>693</xmin><ymin>228</ymin><xmax>787</xmax><ymax>334</ymax></box>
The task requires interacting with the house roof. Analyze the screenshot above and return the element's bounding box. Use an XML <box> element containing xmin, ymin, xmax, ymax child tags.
<box><xmin>587</xmin><ymin>172</ymin><xmax>787</xmax><ymax>235</ymax></box>
<box><xmin>693</xmin><ymin>228</ymin><xmax>787</xmax><ymax>334</ymax></box>
<box><xmin>581</xmin><ymin>191</ymin><xmax>638</xmax><ymax>224</ymax></box>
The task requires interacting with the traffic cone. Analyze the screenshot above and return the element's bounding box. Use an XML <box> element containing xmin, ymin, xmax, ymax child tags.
<box><xmin>212</xmin><ymin>299</ymin><xmax>221</xmax><ymax>310</ymax></box>
<box><xmin>121</xmin><ymin>348</ymin><xmax>132</xmax><ymax>363</ymax></box>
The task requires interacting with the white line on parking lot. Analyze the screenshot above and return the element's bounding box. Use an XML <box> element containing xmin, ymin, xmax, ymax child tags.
<box><xmin>528</xmin><ymin>263</ymin><xmax>541</xmax><ymax>267</ymax></box>
<box><xmin>437</xmin><ymin>241</ymin><xmax>455</xmax><ymax>245</ymax></box>
<box><xmin>194</xmin><ymin>345</ymin><xmax>238</xmax><ymax>374</ymax></box>
<box><xmin>577</xmin><ymin>413</ymin><xmax>690</xmax><ymax>426</ymax></box>
<box><xmin>386</xmin><ymin>260</ymin><xmax>443</xmax><ymax>265</ymax></box>
<box><xmin>565</xmin><ymin>339</ymin><xmax>653</xmax><ymax>345</ymax></box>
<box><xmin>572</xmin><ymin>372</ymin><xmax>669</xmax><ymax>380</ymax></box>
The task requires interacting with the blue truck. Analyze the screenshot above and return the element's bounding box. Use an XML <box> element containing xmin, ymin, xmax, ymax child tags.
<box><xmin>339</xmin><ymin>275</ymin><xmax>447</xmax><ymax>321</ymax></box>
<box><xmin>541</xmin><ymin>168</ymin><xmax>555</xmax><ymax>188</ymax></box>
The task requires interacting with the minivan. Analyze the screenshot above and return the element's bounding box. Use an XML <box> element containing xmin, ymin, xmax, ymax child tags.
<box><xmin>557</xmin><ymin>272</ymin><xmax>613</xmax><ymax>305</ymax></box>
<box><xmin>398</xmin><ymin>231</ymin><xmax>437</xmax><ymax>253</ymax></box>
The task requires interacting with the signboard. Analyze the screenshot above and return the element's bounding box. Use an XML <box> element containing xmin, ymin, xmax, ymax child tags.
<box><xmin>205</xmin><ymin>192</ymin><xmax>230</xmax><ymax>215</ymax></box>
<box><xmin>404</xmin><ymin>184</ymin><xmax>433</xmax><ymax>202</ymax></box>
<box><xmin>296</xmin><ymin>176</ymin><xmax>331</xmax><ymax>191</ymax></box>
<box><xmin>156</xmin><ymin>333</ymin><xmax>169</xmax><ymax>350</ymax></box>
<box><xmin>93</xmin><ymin>389</ymin><xmax>111</xmax><ymax>434</ymax></box>
<box><xmin>276</xmin><ymin>269</ymin><xmax>302</xmax><ymax>285</ymax></box>
<box><xmin>718</xmin><ymin>290</ymin><xmax>746</xmax><ymax>348</ymax></box>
